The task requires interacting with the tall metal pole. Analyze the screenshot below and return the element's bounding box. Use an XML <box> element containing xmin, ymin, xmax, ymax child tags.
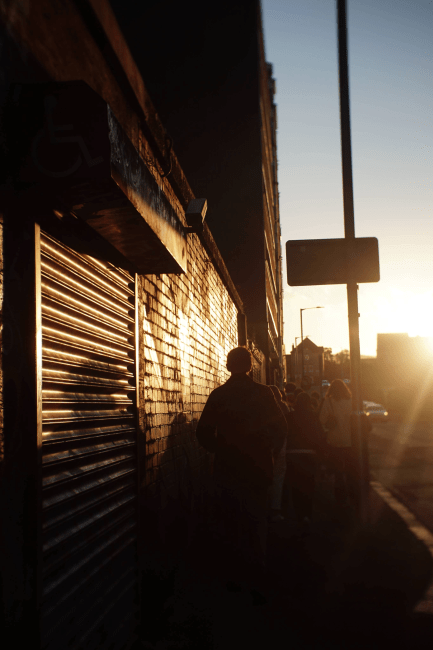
<box><xmin>300</xmin><ymin>310</ymin><xmax>304</xmax><ymax>379</ymax></box>
<box><xmin>337</xmin><ymin>0</ymin><xmax>369</xmax><ymax>522</ymax></box>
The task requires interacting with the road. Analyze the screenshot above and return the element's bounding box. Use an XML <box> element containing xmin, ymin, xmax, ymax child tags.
<box><xmin>368</xmin><ymin>417</ymin><xmax>433</xmax><ymax>532</ymax></box>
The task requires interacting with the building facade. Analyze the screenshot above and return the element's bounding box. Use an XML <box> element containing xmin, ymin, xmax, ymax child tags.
<box><xmin>377</xmin><ymin>332</ymin><xmax>431</xmax><ymax>390</ymax></box>
<box><xmin>0</xmin><ymin>1</ymin><xmax>277</xmax><ymax>648</ymax></box>
<box><xmin>286</xmin><ymin>337</ymin><xmax>324</xmax><ymax>385</ymax></box>
<box><xmin>110</xmin><ymin>0</ymin><xmax>285</xmax><ymax>386</ymax></box>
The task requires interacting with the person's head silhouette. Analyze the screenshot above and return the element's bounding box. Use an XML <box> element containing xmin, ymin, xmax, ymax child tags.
<box><xmin>226</xmin><ymin>346</ymin><xmax>252</xmax><ymax>375</ymax></box>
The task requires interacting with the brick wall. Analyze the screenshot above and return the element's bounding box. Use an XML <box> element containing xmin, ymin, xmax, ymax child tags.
<box><xmin>0</xmin><ymin>215</ymin><xmax>3</xmax><ymax>469</ymax></box>
<box><xmin>0</xmin><ymin>0</ymin><xmax>259</xmax><ymax>577</ymax></box>
<box><xmin>136</xmin><ymin>231</ymin><xmax>239</xmax><ymax>561</ymax></box>
<box><xmin>249</xmin><ymin>339</ymin><xmax>266</xmax><ymax>385</ymax></box>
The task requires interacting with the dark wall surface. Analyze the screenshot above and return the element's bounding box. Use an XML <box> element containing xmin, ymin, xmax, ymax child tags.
<box><xmin>109</xmin><ymin>0</ymin><xmax>267</xmax><ymax>334</ymax></box>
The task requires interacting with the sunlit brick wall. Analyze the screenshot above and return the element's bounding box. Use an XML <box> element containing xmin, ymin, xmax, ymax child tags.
<box><xmin>136</xmin><ymin>233</ymin><xmax>239</xmax><ymax>550</ymax></box>
<box><xmin>249</xmin><ymin>339</ymin><xmax>266</xmax><ymax>385</ymax></box>
<box><xmin>0</xmin><ymin>215</ymin><xmax>3</xmax><ymax>468</ymax></box>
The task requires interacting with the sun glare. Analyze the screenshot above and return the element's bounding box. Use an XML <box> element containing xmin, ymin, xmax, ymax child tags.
<box><xmin>375</xmin><ymin>288</ymin><xmax>433</xmax><ymax>340</ymax></box>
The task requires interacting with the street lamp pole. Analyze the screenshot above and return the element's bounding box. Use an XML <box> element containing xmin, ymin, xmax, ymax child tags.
<box><xmin>300</xmin><ymin>307</ymin><xmax>324</xmax><ymax>380</ymax></box>
<box><xmin>337</xmin><ymin>0</ymin><xmax>368</xmax><ymax>523</ymax></box>
<box><xmin>295</xmin><ymin>336</ymin><xmax>308</xmax><ymax>381</ymax></box>
<box><xmin>300</xmin><ymin>313</ymin><xmax>303</xmax><ymax>377</ymax></box>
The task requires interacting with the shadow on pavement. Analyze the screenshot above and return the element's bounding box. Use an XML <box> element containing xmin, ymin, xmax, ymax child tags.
<box><xmin>136</xmin><ymin>484</ymin><xmax>433</xmax><ymax>650</ymax></box>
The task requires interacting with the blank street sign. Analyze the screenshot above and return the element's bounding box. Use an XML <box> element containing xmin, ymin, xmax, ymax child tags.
<box><xmin>286</xmin><ymin>237</ymin><xmax>380</xmax><ymax>286</ymax></box>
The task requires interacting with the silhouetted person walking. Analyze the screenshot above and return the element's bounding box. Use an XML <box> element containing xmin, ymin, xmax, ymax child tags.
<box><xmin>269</xmin><ymin>386</ymin><xmax>291</xmax><ymax>522</ymax></box>
<box><xmin>195</xmin><ymin>347</ymin><xmax>286</xmax><ymax>603</ymax></box>
<box><xmin>286</xmin><ymin>392</ymin><xmax>325</xmax><ymax>528</ymax></box>
<box><xmin>319</xmin><ymin>379</ymin><xmax>355</xmax><ymax>510</ymax></box>
<box><xmin>284</xmin><ymin>382</ymin><xmax>297</xmax><ymax>407</ymax></box>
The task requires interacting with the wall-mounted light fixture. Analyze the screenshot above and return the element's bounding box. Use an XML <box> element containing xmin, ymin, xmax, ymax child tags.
<box><xmin>184</xmin><ymin>198</ymin><xmax>207</xmax><ymax>234</ymax></box>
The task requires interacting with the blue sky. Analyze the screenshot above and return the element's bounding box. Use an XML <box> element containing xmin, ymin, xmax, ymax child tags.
<box><xmin>262</xmin><ymin>0</ymin><xmax>433</xmax><ymax>356</ymax></box>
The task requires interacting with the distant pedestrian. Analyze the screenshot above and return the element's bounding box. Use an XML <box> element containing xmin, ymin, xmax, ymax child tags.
<box><xmin>268</xmin><ymin>386</ymin><xmax>291</xmax><ymax>522</ymax></box>
<box><xmin>286</xmin><ymin>389</ymin><xmax>296</xmax><ymax>408</ymax></box>
<box><xmin>310</xmin><ymin>391</ymin><xmax>320</xmax><ymax>411</ymax></box>
<box><xmin>319</xmin><ymin>379</ymin><xmax>356</xmax><ymax>509</ymax></box>
<box><xmin>284</xmin><ymin>382</ymin><xmax>297</xmax><ymax>403</ymax></box>
<box><xmin>195</xmin><ymin>347</ymin><xmax>287</xmax><ymax>602</ymax></box>
<box><xmin>282</xmin><ymin>388</ymin><xmax>294</xmax><ymax>412</ymax></box>
<box><xmin>285</xmin><ymin>392</ymin><xmax>325</xmax><ymax>528</ymax></box>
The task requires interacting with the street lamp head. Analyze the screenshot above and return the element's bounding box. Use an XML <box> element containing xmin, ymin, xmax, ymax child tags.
<box><xmin>301</xmin><ymin>305</ymin><xmax>325</xmax><ymax>313</ymax></box>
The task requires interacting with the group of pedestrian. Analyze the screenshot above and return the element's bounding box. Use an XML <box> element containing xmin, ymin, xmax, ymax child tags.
<box><xmin>195</xmin><ymin>346</ymin><xmax>360</xmax><ymax>604</ymax></box>
<box><xmin>269</xmin><ymin>376</ymin><xmax>359</xmax><ymax>526</ymax></box>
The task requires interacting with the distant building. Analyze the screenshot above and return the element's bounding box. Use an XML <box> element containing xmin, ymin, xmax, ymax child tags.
<box><xmin>286</xmin><ymin>337</ymin><xmax>324</xmax><ymax>384</ymax></box>
<box><xmin>376</xmin><ymin>332</ymin><xmax>431</xmax><ymax>389</ymax></box>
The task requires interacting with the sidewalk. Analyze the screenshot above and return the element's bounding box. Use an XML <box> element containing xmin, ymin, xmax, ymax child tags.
<box><xmin>136</xmin><ymin>476</ymin><xmax>433</xmax><ymax>650</ymax></box>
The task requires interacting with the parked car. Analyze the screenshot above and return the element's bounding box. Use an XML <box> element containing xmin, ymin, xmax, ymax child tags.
<box><xmin>363</xmin><ymin>401</ymin><xmax>389</xmax><ymax>422</ymax></box>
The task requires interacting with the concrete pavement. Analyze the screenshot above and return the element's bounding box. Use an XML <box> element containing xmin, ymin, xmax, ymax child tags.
<box><xmin>134</xmin><ymin>474</ymin><xmax>433</xmax><ymax>649</ymax></box>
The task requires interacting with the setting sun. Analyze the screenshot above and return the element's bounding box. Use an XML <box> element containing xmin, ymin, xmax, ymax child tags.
<box><xmin>373</xmin><ymin>288</ymin><xmax>433</xmax><ymax>340</ymax></box>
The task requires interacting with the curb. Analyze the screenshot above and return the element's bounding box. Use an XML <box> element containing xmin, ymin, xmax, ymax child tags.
<box><xmin>370</xmin><ymin>479</ymin><xmax>433</xmax><ymax>614</ymax></box>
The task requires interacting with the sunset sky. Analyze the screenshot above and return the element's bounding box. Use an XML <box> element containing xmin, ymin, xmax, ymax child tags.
<box><xmin>262</xmin><ymin>0</ymin><xmax>433</xmax><ymax>357</ymax></box>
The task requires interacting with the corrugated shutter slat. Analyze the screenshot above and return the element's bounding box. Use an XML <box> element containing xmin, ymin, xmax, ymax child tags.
<box><xmin>40</xmin><ymin>231</ymin><xmax>138</xmax><ymax>650</ymax></box>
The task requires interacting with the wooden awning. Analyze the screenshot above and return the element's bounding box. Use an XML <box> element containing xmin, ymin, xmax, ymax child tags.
<box><xmin>17</xmin><ymin>81</ymin><xmax>187</xmax><ymax>274</ymax></box>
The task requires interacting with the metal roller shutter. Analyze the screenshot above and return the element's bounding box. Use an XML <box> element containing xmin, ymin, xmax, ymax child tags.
<box><xmin>39</xmin><ymin>231</ymin><xmax>139</xmax><ymax>650</ymax></box>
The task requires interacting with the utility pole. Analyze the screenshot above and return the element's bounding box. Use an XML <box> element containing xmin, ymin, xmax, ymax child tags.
<box><xmin>300</xmin><ymin>311</ymin><xmax>304</xmax><ymax>378</ymax></box>
<box><xmin>337</xmin><ymin>0</ymin><xmax>369</xmax><ymax>522</ymax></box>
